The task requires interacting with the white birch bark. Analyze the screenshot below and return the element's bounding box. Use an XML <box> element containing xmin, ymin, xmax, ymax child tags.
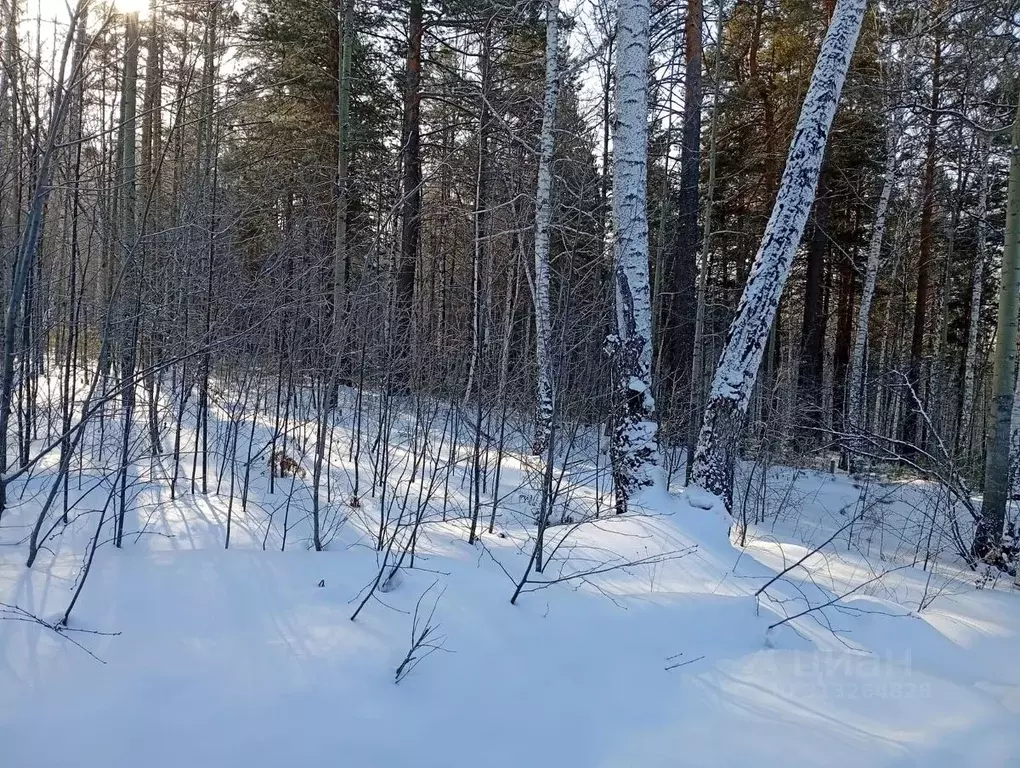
<box><xmin>975</xmin><ymin>104</ymin><xmax>1020</xmax><ymax>562</ymax></box>
<box><xmin>610</xmin><ymin>0</ymin><xmax>659</xmax><ymax>510</ymax></box>
<box><xmin>845</xmin><ymin>40</ymin><xmax>907</xmax><ymax>460</ymax></box>
<box><xmin>532</xmin><ymin>0</ymin><xmax>559</xmax><ymax>456</ymax></box>
<box><xmin>690</xmin><ymin>0</ymin><xmax>866</xmax><ymax>509</ymax></box>
<box><xmin>844</xmin><ymin>155</ymin><xmax>891</xmax><ymax>442</ymax></box>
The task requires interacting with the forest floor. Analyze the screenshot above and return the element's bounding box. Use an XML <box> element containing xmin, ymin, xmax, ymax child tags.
<box><xmin>1</xmin><ymin>387</ymin><xmax>1019</xmax><ymax>767</ymax></box>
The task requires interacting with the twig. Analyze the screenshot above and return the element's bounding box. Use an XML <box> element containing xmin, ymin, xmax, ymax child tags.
<box><xmin>0</xmin><ymin>601</ymin><xmax>120</xmax><ymax>664</ymax></box>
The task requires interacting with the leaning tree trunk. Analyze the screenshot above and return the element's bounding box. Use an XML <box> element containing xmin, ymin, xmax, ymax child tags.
<box><xmin>690</xmin><ymin>0</ymin><xmax>866</xmax><ymax>510</ymax></box>
<box><xmin>973</xmin><ymin>105</ymin><xmax>1020</xmax><ymax>564</ymax></box>
<box><xmin>532</xmin><ymin>0</ymin><xmax>559</xmax><ymax>456</ymax></box>
<box><xmin>610</xmin><ymin>0</ymin><xmax>659</xmax><ymax>513</ymax></box>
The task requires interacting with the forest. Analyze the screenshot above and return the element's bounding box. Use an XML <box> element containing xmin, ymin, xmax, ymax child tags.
<box><xmin>1</xmin><ymin>0</ymin><xmax>1019</xmax><ymax>765</ymax></box>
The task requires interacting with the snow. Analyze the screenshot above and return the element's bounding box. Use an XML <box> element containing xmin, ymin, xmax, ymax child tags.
<box><xmin>3</xmin><ymin>393</ymin><xmax>1020</xmax><ymax>768</ymax></box>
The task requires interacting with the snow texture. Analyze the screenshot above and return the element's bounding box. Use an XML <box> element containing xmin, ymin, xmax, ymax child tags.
<box><xmin>3</xmin><ymin>447</ymin><xmax>1019</xmax><ymax>768</ymax></box>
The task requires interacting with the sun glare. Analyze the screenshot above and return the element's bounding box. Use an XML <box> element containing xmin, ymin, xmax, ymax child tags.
<box><xmin>111</xmin><ymin>0</ymin><xmax>152</xmax><ymax>18</ymax></box>
<box><xmin>35</xmin><ymin>0</ymin><xmax>152</xmax><ymax>22</ymax></box>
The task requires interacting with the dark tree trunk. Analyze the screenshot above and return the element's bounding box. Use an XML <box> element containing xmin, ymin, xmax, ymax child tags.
<box><xmin>833</xmin><ymin>245</ymin><xmax>855</xmax><ymax>433</ymax></box>
<box><xmin>903</xmin><ymin>35</ymin><xmax>940</xmax><ymax>453</ymax></box>
<box><xmin>395</xmin><ymin>0</ymin><xmax>423</xmax><ymax>386</ymax></box>
<box><xmin>797</xmin><ymin>162</ymin><xmax>829</xmax><ymax>435</ymax></box>
<box><xmin>662</xmin><ymin>0</ymin><xmax>703</xmax><ymax>398</ymax></box>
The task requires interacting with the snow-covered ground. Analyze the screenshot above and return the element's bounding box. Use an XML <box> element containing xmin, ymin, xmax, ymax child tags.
<box><xmin>1</xmin><ymin>387</ymin><xmax>1018</xmax><ymax>767</ymax></box>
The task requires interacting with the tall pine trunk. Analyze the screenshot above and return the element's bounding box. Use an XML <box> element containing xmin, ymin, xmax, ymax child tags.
<box><xmin>332</xmin><ymin>0</ymin><xmax>354</xmax><ymax>350</ymax></box>
<box><xmin>685</xmin><ymin>0</ymin><xmax>723</xmax><ymax>484</ymax></box>
<box><xmin>903</xmin><ymin>33</ymin><xmax>940</xmax><ymax>453</ymax></box>
<box><xmin>395</xmin><ymin>0</ymin><xmax>423</xmax><ymax>387</ymax></box>
<box><xmin>115</xmin><ymin>10</ymin><xmax>141</xmax><ymax>548</ymax></box>
<box><xmin>797</xmin><ymin>163</ymin><xmax>829</xmax><ymax>435</ymax></box>
<box><xmin>661</xmin><ymin>0</ymin><xmax>703</xmax><ymax>401</ymax></box>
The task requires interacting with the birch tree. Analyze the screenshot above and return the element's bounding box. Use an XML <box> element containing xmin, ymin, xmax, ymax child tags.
<box><xmin>845</xmin><ymin>9</ymin><xmax>918</xmax><ymax>467</ymax></box>
<box><xmin>610</xmin><ymin>0</ymin><xmax>659</xmax><ymax>512</ymax></box>
<box><xmin>973</xmin><ymin>103</ymin><xmax>1020</xmax><ymax>564</ymax></box>
<box><xmin>532</xmin><ymin>0</ymin><xmax>559</xmax><ymax>456</ymax></box>
<box><xmin>690</xmin><ymin>0</ymin><xmax>866</xmax><ymax>509</ymax></box>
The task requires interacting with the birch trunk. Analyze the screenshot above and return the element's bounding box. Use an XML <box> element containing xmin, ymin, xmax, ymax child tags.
<box><xmin>610</xmin><ymin>0</ymin><xmax>659</xmax><ymax>512</ymax></box>
<box><xmin>690</xmin><ymin>0</ymin><xmax>865</xmax><ymax>509</ymax></box>
<box><xmin>532</xmin><ymin>0</ymin><xmax>559</xmax><ymax>456</ymax></box>
<box><xmin>844</xmin><ymin>9</ymin><xmax>920</xmax><ymax>465</ymax></box>
<box><xmin>845</xmin><ymin>121</ymin><xmax>894</xmax><ymax>451</ymax></box>
<box><xmin>973</xmin><ymin>105</ymin><xmax>1020</xmax><ymax>563</ymax></box>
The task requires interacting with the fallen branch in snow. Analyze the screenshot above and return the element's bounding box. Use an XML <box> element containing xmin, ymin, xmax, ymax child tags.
<box><xmin>0</xmin><ymin>601</ymin><xmax>120</xmax><ymax>664</ymax></box>
<box><xmin>664</xmin><ymin>653</ymin><xmax>705</xmax><ymax>671</ymax></box>
<box><xmin>394</xmin><ymin>581</ymin><xmax>450</xmax><ymax>684</ymax></box>
<box><xmin>511</xmin><ymin>546</ymin><xmax>696</xmax><ymax>602</ymax></box>
<box><xmin>753</xmin><ymin>484</ymin><xmax>901</xmax><ymax>600</ymax></box>
<box><xmin>765</xmin><ymin>565</ymin><xmax>912</xmax><ymax>633</ymax></box>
